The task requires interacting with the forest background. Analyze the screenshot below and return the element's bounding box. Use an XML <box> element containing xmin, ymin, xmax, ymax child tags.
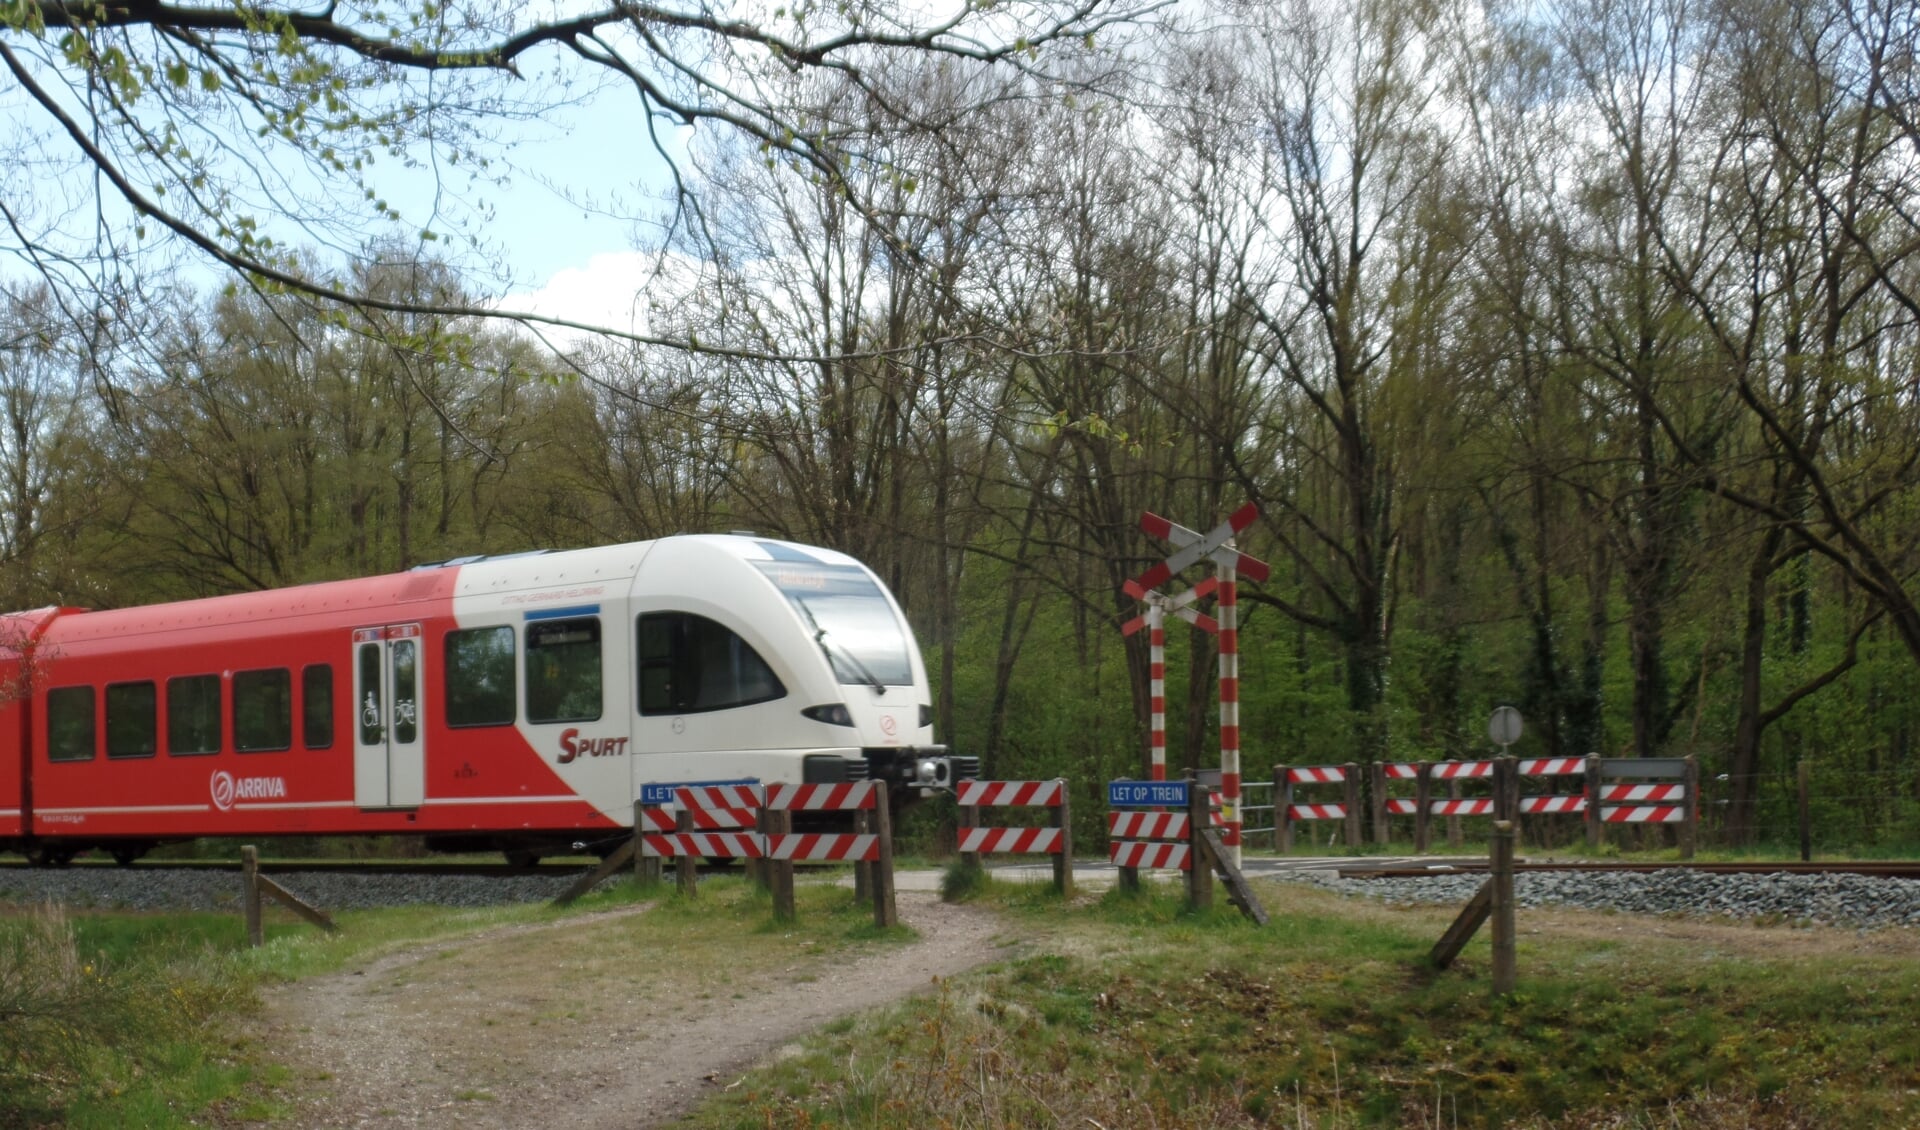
<box><xmin>3</xmin><ymin>0</ymin><xmax>1919</xmax><ymax>850</ymax></box>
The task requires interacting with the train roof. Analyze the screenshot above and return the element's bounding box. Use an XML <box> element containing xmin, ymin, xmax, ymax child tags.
<box><xmin>9</xmin><ymin>534</ymin><xmax>863</xmax><ymax>647</ymax></box>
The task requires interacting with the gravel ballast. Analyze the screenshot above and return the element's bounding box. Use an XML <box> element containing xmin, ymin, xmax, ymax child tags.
<box><xmin>6</xmin><ymin>864</ymin><xmax>1920</xmax><ymax>929</ymax></box>
<box><xmin>0</xmin><ymin>868</ymin><xmax>580</xmax><ymax>912</ymax></box>
<box><xmin>1279</xmin><ymin>867</ymin><xmax>1920</xmax><ymax>930</ymax></box>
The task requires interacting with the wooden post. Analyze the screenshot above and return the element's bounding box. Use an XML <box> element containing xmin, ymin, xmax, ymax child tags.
<box><xmin>1414</xmin><ymin>762</ymin><xmax>1432</xmax><ymax>854</ymax></box>
<box><xmin>1051</xmin><ymin>781</ymin><xmax>1073</xmax><ymax>898</ymax></box>
<box><xmin>1681</xmin><ymin>755</ymin><xmax>1699</xmax><ymax>860</ymax></box>
<box><xmin>960</xmin><ymin>800</ymin><xmax>981</xmax><ymax>871</ymax></box>
<box><xmin>242</xmin><ymin>845</ymin><xmax>263</xmax><ymax>949</ymax></box>
<box><xmin>750</xmin><ymin>804</ymin><xmax>769</xmax><ymax>890</ymax></box>
<box><xmin>1370</xmin><ymin>762</ymin><xmax>1388</xmax><ymax>846</ymax></box>
<box><xmin>1798</xmin><ymin>758</ymin><xmax>1812</xmax><ymax>862</ymax></box>
<box><xmin>635</xmin><ymin>801</ymin><xmax>660</xmax><ymax>885</ymax></box>
<box><xmin>1491</xmin><ymin>820</ymin><xmax>1516</xmax><ymax>996</ymax></box>
<box><xmin>1495</xmin><ymin>757</ymin><xmax>1518</xmax><ymax>824</ymax></box>
<box><xmin>1585</xmin><ymin>755</ymin><xmax>1603</xmax><ymax>847</ymax></box>
<box><xmin>771</xmin><ymin>808</ymin><xmax>796</xmax><ymax>922</ymax></box>
<box><xmin>1343</xmin><ymin>762</ymin><xmax>1361</xmax><ymax>848</ymax></box>
<box><xmin>1186</xmin><ymin>772</ymin><xmax>1213</xmax><ymax>911</ymax></box>
<box><xmin>675</xmin><ymin>808</ymin><xmax>697</xmax><ymax>897</ymax></box>
<box><xmin>872</xmin><ymin>792</ymin><xmax>898</xmax><ymax>928</ymax></box>
<box><xmin>853</xmin><ymin>809</ymin><xmax>874</xmax><ymax>903</ymax></box>
<box><xmin>1276</xmin><ymin>764</ymin><xmax>1295</xmax><ymax>853</ymax></box>
<box><xmin>553</xmin><ymin>840</ymin><xmax>637</xmax><ymax>907</ymax></box>
<box><xmin>1447</xmin><ymin>774</ymin><xmax>1463</xmax><ymax>848</ymax></box>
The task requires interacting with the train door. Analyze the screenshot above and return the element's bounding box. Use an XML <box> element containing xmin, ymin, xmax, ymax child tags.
<box><xmin>352</xmin><ymin>624</ymin><xmax>426</xmax><ymax>809</ymax></box>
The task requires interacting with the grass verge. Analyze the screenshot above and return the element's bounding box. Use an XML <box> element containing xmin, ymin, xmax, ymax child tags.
<box><xmin>680</xmin><ymin>874</ymin><xmax>1920</xmax><ymax>1128</ymax></box>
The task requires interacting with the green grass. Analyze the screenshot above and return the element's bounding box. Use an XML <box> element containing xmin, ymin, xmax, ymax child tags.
<box><xmin>0</xmin><ymin>876</ymin><xmax>665</xmax><ymax>1127</ymax></box>
<box><xmin>13</xmin><ymin>859</ymin><xmax>1920</xmax><ymax>1127</ymax></box>
<box><xmin>678</xmin><ymin>877</ymin><xmax>1920</xmax><ymax>1128</ymax></box>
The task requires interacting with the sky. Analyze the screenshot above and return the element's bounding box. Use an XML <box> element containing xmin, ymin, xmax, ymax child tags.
<box><xmin>387</xmin><ymin>81</ymin><xmax>689</xmax><ymax>341</ymax></box>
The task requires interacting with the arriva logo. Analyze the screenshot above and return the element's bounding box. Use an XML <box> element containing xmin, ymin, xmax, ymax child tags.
<box><xmin>210</xmin><ymin>770</ymin><xmax>288</xmax><ymax>811</ymax></box>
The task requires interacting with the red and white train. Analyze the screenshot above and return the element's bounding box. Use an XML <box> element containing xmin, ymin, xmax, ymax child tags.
<box><xmin>0</xmin><ymin>534</ymin><xmax>970</xmax><ymax>865</ymax></box>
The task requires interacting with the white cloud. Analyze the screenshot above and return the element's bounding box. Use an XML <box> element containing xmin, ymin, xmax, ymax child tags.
<box><xmin>497</xmin><ymin>250</ymin><xmax>656</xmax><ymax>343</ymax></box>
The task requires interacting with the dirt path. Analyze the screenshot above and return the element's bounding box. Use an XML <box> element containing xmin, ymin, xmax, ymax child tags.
<box><xmin>255</xmin><ymin>891</ymin><xmax>1006</xmax><ymax>1129</ymax></box>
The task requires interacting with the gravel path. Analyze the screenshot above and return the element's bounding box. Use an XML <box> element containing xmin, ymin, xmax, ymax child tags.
<box><xmin>254</xmin><ymin>890</ymin><xmax>1004</xmax><ymax>1129</ymax></box>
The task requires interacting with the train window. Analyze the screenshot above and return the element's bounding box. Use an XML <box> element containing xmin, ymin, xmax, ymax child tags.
<box><xmin>167</xmin><ymin>675</ymin><xmax>221</xmax><ymax>755</ymax></box>
<box><xmin>303</xmin><ymin>665</ymin><xmax>334</xmax><ymax>749</ymax></box>
<box><xmin>445</xmin><ymin>626</ymin><xmax>515</xmax><ymax>727</ymax></box>
<box><xmin>106</xmin><ymin>681</ymin><xmax>157</xmax><ymax>759</ymax></box>
<box><xmin>357</xmin><ymin>643</ymin><xmax>382</xmax><ymax>745</ymax></box>
<box><xmin>637</xmin><ymin>613</ymin><xmax>785</xmax><ymax>715</ymax></box>
<box><xmin>46</xmin><ymin>686</ymin><xmax>95</xmax><ymax>762</ymax></box>
<box><xmin>233</xmin><ymin>668</ymin><xmax>292</xmax><ymax>752</ymax></box>
<box><xmin>526</xmin><ymin>617</ymin><xmax>601</xmax><ymax>724</ymax></box>
<box><xmin>392</xmin><ymin>641</ymin><xmax>418</xmax><ymax>744</ymax></box>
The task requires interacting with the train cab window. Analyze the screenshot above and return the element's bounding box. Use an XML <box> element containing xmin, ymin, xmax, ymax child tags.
<box><xmin>233</xmin><ymin>668</ymin><xmax>292</xmax><ymax>752</ymax></box>
<box><xmin>526</xmin><ymin>617</ymin><xmax>601</xmax><ymax>724</ymax></box>
<box><xmin>303</xmin><ymin>664</ymin><xmax>334</xmax><ymax>749</ymax></box>
<box><xmin>46</xmin><ymin>686</ymin><xmax>95</xmax><ymax>762</ymax></box>
<box><xmin>637</xmin><ymin>613</ymin><xmax>785</xmax><ymax>715</ymax></box>
<box><xmin>445</xmin><ymin>626</ymin><xmax>515</xmax><ymax>727</ymax></box>
<box><xmin>106</xmin><ymin>681</ymin><xmax>157</xmax><ymax>759</ymax></box>
<box><xmin>168</xmin><ymin>675</ymin><xmax>221</xmax><ymax>755</ymax></box>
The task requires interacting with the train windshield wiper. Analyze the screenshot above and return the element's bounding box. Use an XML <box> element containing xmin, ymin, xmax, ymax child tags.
<box><xmin>793</xmin><ymin>598</ymin><xmax>886</xmax><ymax>695</ymax></box>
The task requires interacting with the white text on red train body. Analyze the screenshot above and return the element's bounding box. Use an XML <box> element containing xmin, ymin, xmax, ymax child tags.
<box><xmin>210</xmin><ymin>770</ymin><xmax>288</xmax><ymax>811</ymax></box>
<box><xmin>558</xmin><ymin>730</ymin><xmax>630</xmax><ymax>765</ymax></box>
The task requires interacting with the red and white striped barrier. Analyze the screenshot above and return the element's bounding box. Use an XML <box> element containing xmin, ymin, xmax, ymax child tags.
<box><xmin>1368</xmin><ymin>755</ymin><xmax>1699</xmax><ymax>858</ymax></box>
<box><xmin>1110</xmin><ymin>811</ymin><xmax>1190</xmax><ymax>839</ymax></box>
<box><xmin>764</xmin><ymin>780</ymin><xmax>881</xmax><ymax>862</ymax></box>
<box><xmin>1109</xmin><ymin>840</ymin><xmax>1190</xmax><ymax>871</ymax></box>
<box><xmin>765</xmin><ymin>782</ymin><xmax>878</xmax><ymax>812</ymax></box>
<box><xmin>638</xmin><ymin>784</ymin><xmax>764</xmax><ymax>855</ymax></box>
<box><xmin>1603</xmin><ymin>805</ymin><xmax>1686</xmax><ymax>824</ymax></box>
<box><xmin>958</xmin><ymin>827</ymin><xmax>1063</xmax><ymax>854</ymax></box>
<box><xmin>766</xmin><ymin>833</ymin><xmax>879</xmax><ymax>861</ymax></box>
<box><xmin>956</xmin><ymin>776</ymin><xmax>1072</xmax><ymax>871</ymax></box>
<box><xmin>1600</xmin><ymin>783</ymin><xmax>1686</xmax><ymax>803</ymax></box>
<box><xmin>1275</xmin><ymin>761</ymin><xmax>1362</xmax><ymax>851</ymax></box>
<box><xmin>674</xmin><ymin>784</ymin><xmax>761</xmax><ymax>830</ymax></box>
<box><xmin>1288</xmin><ymin>803</ymin><xmax>1347</xmax><ymax>821</ymax></box>
<box><xmin>956</xmin><ymin>779</ymin><xmax>1064</xmax><ymax>807</ymax></box>
<box><xmin>1519</xmin><ymin>795</ymin><xmax>1587</xmax><ymax>815</ymax></box>
<box><xmin>642</xmin><ymin>831</ymin><xmax>764</xmax><ymax>859</ymax></box>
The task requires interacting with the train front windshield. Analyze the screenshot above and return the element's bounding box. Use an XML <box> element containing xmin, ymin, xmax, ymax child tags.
<box><xmin>754</xmin><ymin>560</ymin><xmax>914</xmax><ymax>687</ymax></box>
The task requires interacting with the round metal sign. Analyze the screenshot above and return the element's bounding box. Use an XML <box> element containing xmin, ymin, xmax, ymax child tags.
<box><xmin>1488</xmin><ymin>706</ymin><xmax>1523</xmax><ymax>747</ymax></box>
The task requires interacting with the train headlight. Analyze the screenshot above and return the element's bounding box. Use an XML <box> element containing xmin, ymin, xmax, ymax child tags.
<box><xmin>802</xmin><ymin>704</ymin><xmax>854</xmax><ymax>727</ymax></box>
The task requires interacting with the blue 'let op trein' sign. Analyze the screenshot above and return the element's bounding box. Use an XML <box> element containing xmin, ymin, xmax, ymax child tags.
<box><xmin>1108</xmin><ymin>780</ymin><xmax>1190</xmax><ymax>807</ymax></box>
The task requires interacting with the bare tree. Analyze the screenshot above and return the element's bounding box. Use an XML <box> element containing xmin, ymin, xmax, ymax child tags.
<box><xmin>1</xmin><ymin>0</ymin><xmax>1156</xmax><ymax>340</ymax></box>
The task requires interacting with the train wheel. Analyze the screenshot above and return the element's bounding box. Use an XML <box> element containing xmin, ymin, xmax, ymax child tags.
<box><xmin>504</xmin><ymin>849</ymin><xmax>540</xmax><ymax>868</ymax></box>
<box><xmin>111</xmin><ymin>845</ymin><xmax>148</xmax><ymax>867</ymax></box>
<box><xmin>26</xmin><ymin>846</ymin><xmax>76</xmax><ymax>868</ymax></box>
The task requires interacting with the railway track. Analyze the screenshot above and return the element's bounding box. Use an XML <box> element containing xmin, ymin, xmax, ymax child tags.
<box><xmin>0</xmin><ymin>858</ymin><xmax>601</xmax><ymax>878</ymax></box>
<box><xmin>1336</xmin><ymin>859</ymin><xmax>1920</xmax><ymax>880</ymax></box>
